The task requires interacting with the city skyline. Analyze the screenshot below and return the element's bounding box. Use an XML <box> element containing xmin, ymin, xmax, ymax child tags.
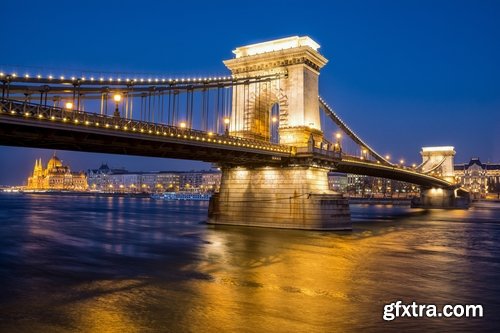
<box><xmin>1</xmin><ymin>0</ymin><xmax>499</xmax><ymax>185</ymax></box>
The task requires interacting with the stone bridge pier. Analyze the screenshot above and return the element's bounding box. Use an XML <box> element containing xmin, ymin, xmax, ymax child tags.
<box><xmin>415</xmin><ymin>187</ymin><xmax>470</xmax><ymax>209</ymax></box>
<box><xmin>208</xmin><ymin>165</ymin><xmax>351</xmax><ymax>230</ymax></box>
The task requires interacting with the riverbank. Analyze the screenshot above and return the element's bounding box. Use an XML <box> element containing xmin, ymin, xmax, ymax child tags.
<box><xmin>348</xmin><ymin>197</ymin><xmax>411</xmax><ymax>205</ymax></box>
<box><xmin>12</xmin><ymin>190</ymin><xmax>151</xmax><ymax>198</ymax></box>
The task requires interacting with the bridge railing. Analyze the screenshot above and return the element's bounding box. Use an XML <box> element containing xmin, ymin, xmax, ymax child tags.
<box><xmin>296</xmin><ymin>146</ymin><xmax>342</xmax><ymax>159</ymax></box>
<box><xmin>342</xmin><ymin>155</ymin><xmax>412</xmax><ymax>169</ymax></box>
<box><xmin>0</xmin><ymin>98</ymin><xmax>293</xmax><ymax>155</ymax></box>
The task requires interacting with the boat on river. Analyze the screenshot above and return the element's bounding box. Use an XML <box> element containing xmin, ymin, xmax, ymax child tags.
<box><xmin>151</xmin><ymin>191</ymin><xmax>212</xmax><ymax>201</ymax></box>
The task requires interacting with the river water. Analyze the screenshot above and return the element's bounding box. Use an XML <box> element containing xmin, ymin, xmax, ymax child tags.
<box><xmin>0</xmin><ymin>193</ymin><xmax>499</xmax><ymax>332</ymax></box>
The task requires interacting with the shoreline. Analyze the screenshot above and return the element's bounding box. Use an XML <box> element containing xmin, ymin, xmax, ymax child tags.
<box><xmin>348</xmin><ymin>198</ymin><xmax>411</xmax><ymax>205</ymax></box>
<box><xmin>3</xmin><ymin>191</ymin><xmax>500</xmax><ymax>205</ymax></box>
<box><xmin>6</xmin><ymin>191</ymin><xmax>152</xmax><ymax>198</ymax></box>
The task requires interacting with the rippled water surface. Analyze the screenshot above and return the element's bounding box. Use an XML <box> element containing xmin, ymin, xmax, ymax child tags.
<box><xmin>0</xmin><ymin>193</ymin><xmax>499</xmax><ymax>332</ymax></box>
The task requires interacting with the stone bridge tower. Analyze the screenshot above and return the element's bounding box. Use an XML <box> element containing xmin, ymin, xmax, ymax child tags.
<box><xmin>420</xmin><ymin>146</ymin><xmax>456</xmax><ymax>183</ymax></box>
<box><xmin>223</xmin><ymin>36</ymin><xmax>328</xmax><ymax>147</ymax></box>
<box><xmin>416</xmin><ymin>146</ymin><xmax>469</xmax><ymax>208</ymax></box>
<box><xmin>209</xmin><ymin>37</ymin><xmax>351</xmax><ymax>230</ymax></box>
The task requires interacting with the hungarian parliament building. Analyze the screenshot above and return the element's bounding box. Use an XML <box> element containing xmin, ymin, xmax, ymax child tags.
<box><xmin>26</xmin><ymin>153</ymin><xmax>88</xmax><ymax>191</ymax></box>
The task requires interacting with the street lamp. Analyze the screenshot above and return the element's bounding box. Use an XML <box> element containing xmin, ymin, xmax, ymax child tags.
<box><xmin>65</xmin><ymin>102</ymin><xmax>73</xmax><ymax>110</ymax></box>
<box><xmin>224</xmin><ymin>117</ymin><xmax>230</xmax><ymax>135</ymax></box>
<box><xmin>385</xmin><ymin>154</ymin><xmax>391</xmax><ymax>161</ymax></box>
<box><xmin>335</xmin><ymin>132</ymin><xmax>342</xmax><ymax>152</ymax></box>
<box><xmin>362</xmin><ymin>148</ymin><xmax>367</xmax><ymax>160</ymax></box>
<box><xmin>180</xmin><ymin>122</ymin><xmax>187</xmax><ymax>129</ymax></box>
<box><xmin>113</xmin><ymin>93</ymin><xmax>122</xmax><ymax>118</ymax></box>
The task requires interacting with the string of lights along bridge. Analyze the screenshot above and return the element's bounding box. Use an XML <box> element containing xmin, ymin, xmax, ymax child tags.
<box><xmin>0</xmin><ymin>36</ymin><xmax>468</xmax><ymax>230</ymax></box>
<box><xmin>0</xmin><ymin>71</ymin><xmax>414</xmax><ymax>165</ymax></box>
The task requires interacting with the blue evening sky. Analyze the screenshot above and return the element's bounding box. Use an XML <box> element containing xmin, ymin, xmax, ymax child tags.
<box><xmin>1</xmin><ymin>0</ymin><xmax>499</xmax><ymax>185</ymax></box>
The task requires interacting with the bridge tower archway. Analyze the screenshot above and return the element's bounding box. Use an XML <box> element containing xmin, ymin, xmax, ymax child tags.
<box><xmin>224</xmin><ymin>36</ymin><xmax>328</xmax><ymax>147</ymax></box>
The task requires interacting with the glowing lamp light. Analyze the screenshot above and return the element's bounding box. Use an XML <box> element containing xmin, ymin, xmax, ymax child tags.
<box><xmin>385</xmin><ymin>155</ymin><xmax>391</xmax><ymax>160</ymax></box>
<box><xmin>180</xmin><ymin>122</ymin><xmax>187</xmax><ymax>129</ymax></box>
<box><xmin>223</xmin><ymin>117</ymin><xmax>230</xmax><ymax>125</ymax></box>
<box><xmin>336</xmin><ymin>133</ymin><xmax>342</xmax><ymax>139</ymax></box>
<box><xmin>113</xmin><ymin>94</ymin><xmax>122</xmax><ymax>103</ymax></box>
<box><xmin>65</xmin><ymin>102</ymin><xmax>73</xmax><ymax>110</ymax></box>
<box><xmin>272</xmin><ymin>116</ymin><xmax>278</xmax><ymax>123</ymax></box>
<box><xmin>400</xmin><ymin>159</ymin><xmax>405</xmax><ymax>164</ymax></box>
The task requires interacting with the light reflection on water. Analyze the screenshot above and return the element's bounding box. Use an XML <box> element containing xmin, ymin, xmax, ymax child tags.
<box><xmin>0</xmin><ymin>193</ymin><xmax>499</xmax><ymax>332</ymax></box>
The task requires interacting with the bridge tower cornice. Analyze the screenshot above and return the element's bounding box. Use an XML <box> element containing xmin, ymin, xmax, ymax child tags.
<box><xmin>223</xmin><ymin>46</ymin><xmax>328</xmax><ymax>76</ymax></box>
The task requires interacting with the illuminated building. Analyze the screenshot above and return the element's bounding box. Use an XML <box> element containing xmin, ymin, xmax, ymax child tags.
<box><xmin>454</xmin><ymin>158</ymin><xmax>500</xmax><ymax>199</ymax></box>
<box><xmin>26</xmin><ymin>153</ymin><xmax>88</xmax><ymax>191</ymax></box>
<box><xmin>201</xmin><ymin>171</ymin><xmax>222</xmax><ymax>192</ymax></box>
<box><xmin>327</xmin><ymin>173</ymin><xmax>419</xmax><ymax>198</ymax></box>
<box><xmin>156</xmin><ymin>172</ymin><xmax>181</xmax><ymax>191</ymax></box>
<box><xmin>87</xmin><ymin>164</ymin><xmax>221</xmax><ymax>193</ymax></box>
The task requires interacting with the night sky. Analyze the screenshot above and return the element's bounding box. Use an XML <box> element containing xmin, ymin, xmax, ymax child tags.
<box><xmin>1</xmin><ymin>0</ymin><xmax>499</xmax><ymax>185</ymax></box>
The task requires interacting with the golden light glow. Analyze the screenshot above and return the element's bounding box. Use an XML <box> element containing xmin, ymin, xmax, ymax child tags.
<box><xmin>180</xmin><ymin>122</ymin><xmax>187</xmax><ymax>129</ymax></box>
<box><xmin>336</xmin><ymin>133</ymin><xmax>342</xmax><ymax>139</ymax></box>
<box><xmin>385</xmin><ymin>155</ymin><xmax>391</xmax><ymax>160</ymax></box>
<box><xmin>272</xmin><ymin>116</ymin><xmax>278</xmax><ymax>123</ymax></box>
<box><xmin>233</xmin><ymin>36</ymin><xmax>320</xmax><ymax>58</ymax></box>
<box><xmin>65</xmin><ymin>102</ymin><xmax>73</xmax><ymax>110</ymax></box>
<box><xmin>223</xmin><ymin>117</ymin><xmax>230</xmax><ymax>125</ymax></box>
<box><xmin>26</xmin><ymin>154</ymin><xmax>88</xmax><ymax>191</ymax></box>
<box><xmin>113</xmin><ymin>94</ymin><xmax>122</xmax><ymax>103</ymax></box>
<box><xmin>400</xmin><ymin>159</ymin><xmax>405</xmax><ymax>164</ymax></box>
<box><xmin>421</xmin><ymin>146</ymin><xmax>454</xmax><ymax>152</ymax></box>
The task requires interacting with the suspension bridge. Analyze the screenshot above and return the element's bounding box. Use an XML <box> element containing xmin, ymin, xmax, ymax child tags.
<box><xmin>0</xmin><ymin>36</ymin><xmax>469</xmax><ymax>230</ymax></box>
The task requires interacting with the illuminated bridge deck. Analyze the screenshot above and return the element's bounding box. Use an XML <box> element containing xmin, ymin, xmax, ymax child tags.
<box><xmin>0</xmin><ymin>99</ymin><xmax>292</xmax><ymax>165</ymax></box>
